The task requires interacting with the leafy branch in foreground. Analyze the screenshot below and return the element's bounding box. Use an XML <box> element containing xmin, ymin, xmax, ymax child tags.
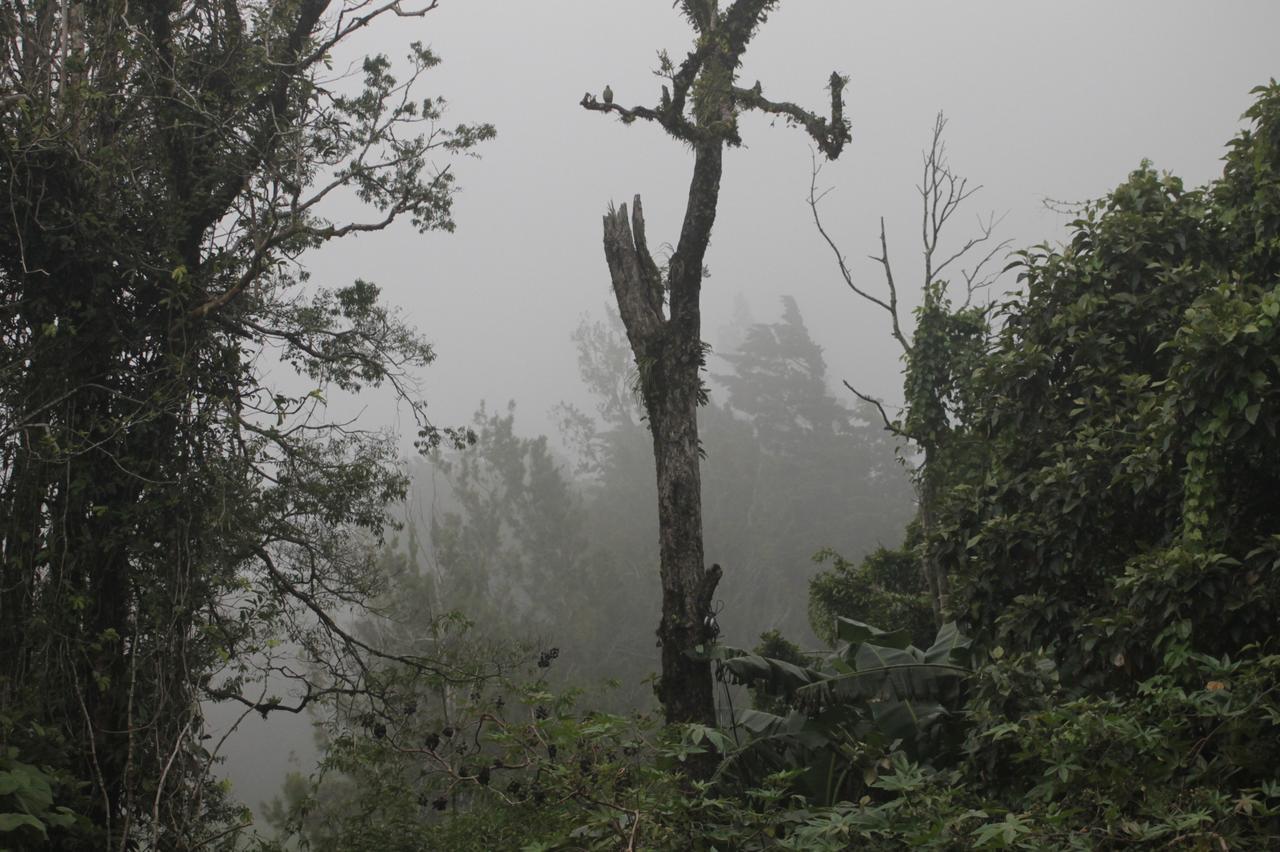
<box><xmin>0</xmin><ymin>1</ymin><xmax>491</xmax><ymax>846</ymax></box>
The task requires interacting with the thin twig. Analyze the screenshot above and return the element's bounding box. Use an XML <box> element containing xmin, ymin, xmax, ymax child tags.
<box><xmin>842</xmin><ymin>380</ymin><xmax>898</xmax><ymax>435</ymax></box>
<box><xmin>808</xmin><ymin>156</ymin><xmax>911</xmax><ymax>353</ymax></box>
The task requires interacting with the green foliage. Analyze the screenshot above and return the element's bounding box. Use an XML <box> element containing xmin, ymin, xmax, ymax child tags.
<box><xmin>709</xmin><ymin>620</ymin><xmax>971</xmax><ymax>806</ymax></box>
<box><xmin>0</xmin><ymin>747</ymin><xmax>82</xmax><ymax>846</ymax></box>
<box><xmin>730</xmin><ymin>83</ymin><xmax>1280</xmax><ymax>851</ymax></box>
<box><xmin>0</xmin><ymin>2</ymin><xmax>491</xmax><ymax>844</ymax></box>
<box><xmin>747</xmin><ymin>630</ymin><xmax>808</xmax><ymax>715</ymax></box>
<box><xmin>948</xmin><ymin>83</ymin><xmax>1280</xmax><ymax>689</ymax></box>
<box><xmin>265</xmin><ymin>78</ymin><xmax>1280</xmax><ymax>852</ymax></box>
<box><xmin>259</xmin><ymin>612</ymin><xmax>532</xmax><ymax>851</ymax></box>
<box><xmin>945</xmin><ymin>643</ymin><xmax>1280</xmax><ymax>849</ymax></box>
<box><xmin>275</xmin><ymin>626</ymin><xmax>1280</xmax><ymax>850</ymax></box>
<box><xmin>902</xmin><ymin>284</ymin><xmax>991</xmax><ymax>453</ymax></box>
<box><xmin>808</xmin><ymin>523</ymin><xmax>935</xmax><ymax>648</ymax></box>
<box><xmin>263</xmin><ymin>656</ymin><xmax>677</xmax><ymax>851</ymax></box>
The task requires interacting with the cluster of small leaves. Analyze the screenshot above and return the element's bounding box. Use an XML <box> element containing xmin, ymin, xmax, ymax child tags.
<box><xmin>948</xmin><ymin>640</ymin><xmax>1280</xmax><ymax>849</ymax></box>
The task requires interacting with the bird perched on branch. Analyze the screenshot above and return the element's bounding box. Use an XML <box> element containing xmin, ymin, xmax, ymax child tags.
<box><xmin>603</xmin><ymin>84</ymin><xmax>614</xmax><ymax>105</ymax></box>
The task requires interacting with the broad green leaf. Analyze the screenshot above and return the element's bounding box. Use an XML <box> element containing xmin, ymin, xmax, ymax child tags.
<box><xmin>835</xmin><ymin>617</ymin><xmax>913</xmax><ymax>649</ymax></box>
<box><xmin>924</xmin><ymin>622</ymin><xmax>973</xmax><ymax>665</ymax></box>
<box><xmin>0</xmin><ymin>812</ymin><xmax>46</xmax><ymax>836</ymax></box>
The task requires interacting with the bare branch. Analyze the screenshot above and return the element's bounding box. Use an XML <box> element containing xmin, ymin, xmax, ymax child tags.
<box><xmin>960</xmin><ymin>215</ymin><xmax>1014</xmax><ymax>308</ymax></box>
<box><xmin>872</xmin><ymin>217</ymin><xmax>912</xmax><ymax>352</ymax></box>
<box><xmin>842</xmin><ymin>380</ymin><xmax>900</xmax><ymax>436</ymax></box>
<box><xmin>808</xmin><ymin>157</ymin><xmax>911</xmax><ymax>354</ymax></box>
<box><xmin>579</xmin><ymin>91</ymin><xmax>697</xmax><ymax>138</ymax></box>
<box><xmin>251</xmin><ymin>544</ymin><xmax>484</xmax><ymax>689</ymax></box>
<box><xmin>305</xmin><ymin>1</ymin><xmax>441</xmax><ymax>69</ymax></box>
<box><xmin>581</xmin><ymin>17</ymin><xmax>847</xmax><ymax>158</ymax></box>
<box><xmin>918</xmin><ymin>112</ymin><xmax>1008</xmax><ymax>292</ymax></box>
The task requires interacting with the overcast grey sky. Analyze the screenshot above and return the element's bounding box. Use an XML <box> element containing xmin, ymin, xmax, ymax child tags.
<box><xmin>303</xmin><ymin>0</ymin><xmax>1280</xmax><ymax>444</ymax></box>
<box><xmin>218</xmin><ymin>1</ymin><xmax>1280</xmax><ymax>811</ymax></box>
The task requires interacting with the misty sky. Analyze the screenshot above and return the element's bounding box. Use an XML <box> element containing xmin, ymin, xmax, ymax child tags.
<box><xmin>303</xmin><ymin>0</ymin><xmax>1280</xmax><ymax>445</ymax></box>
<box><xmin>216</xmin><ymin>0</ymin><xmax>1280</xmax><ymax>812</ymax></box>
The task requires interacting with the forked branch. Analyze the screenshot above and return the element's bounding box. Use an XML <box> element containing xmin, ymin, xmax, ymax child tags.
<box><xmin>919</xmin><ymin>113</ymin><xmax>1012</xmax><ymax>296</ymax></box>
<box><xmin>809</xmin><ymin>160</ymin><xmax>911</xmax><ymax>354</ymax></box>
<box><xmin>581</xmin><ymin>3</ymin><xmax>849</xmax><ymax>156</ymax></box>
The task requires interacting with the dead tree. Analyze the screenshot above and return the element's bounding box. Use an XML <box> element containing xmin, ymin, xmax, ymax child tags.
<box><xmin>810</xmin><ymin>113</ymin><xmax>1010</xmax><ymax>626</ymax></box>
<box><xmin>581</xmin><ymin>0</ymin><xmax>850</xmax><ymax>727</ymax></box>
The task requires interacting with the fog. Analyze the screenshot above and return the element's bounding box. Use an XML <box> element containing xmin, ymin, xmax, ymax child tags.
<box><xmin>210</xmin><ymin>0</ymin><xmax>1280</xmax><ymax>821</ymax></box>
<box><xmin>306</xmin><ymin>0</ymin><xmax>1278</xmax><ymax>439</ymax></box>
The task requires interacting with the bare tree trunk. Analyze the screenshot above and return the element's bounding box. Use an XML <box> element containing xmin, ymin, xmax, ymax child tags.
<box><xmin>651</xmin><ymin>379</ymin><xmax>723</xmax><ymax>724</ymax></box>
<box><xmin>602</xmin><ymin>180</ymin><xmax>723</xmax><ymax>725</ymax></box>
<box><xmin>585</xmin><ymin>2</ymin><xmax>850</xmax><ymax>728</ymax></box>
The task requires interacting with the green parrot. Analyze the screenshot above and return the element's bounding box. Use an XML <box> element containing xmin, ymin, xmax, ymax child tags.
<box><xmin>603</xmin><ymin>84</ymin><xmax>614</xmax><ymax>105</ymax></box>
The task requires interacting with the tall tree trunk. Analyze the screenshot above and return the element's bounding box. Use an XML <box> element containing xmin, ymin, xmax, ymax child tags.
<box><xmin>602</xmin><ymin>146</ymin><xmax>724</xmax><ymax>726</ymax></box>
<box><xmin>648</xmin><ymin>344</ymin><xmax>723</xmax><ymax>725</ymax></box>
<box><xmin>585</xmin><ymin>2</ymin><xmax>849</xmax><ymax>727</ymax></box>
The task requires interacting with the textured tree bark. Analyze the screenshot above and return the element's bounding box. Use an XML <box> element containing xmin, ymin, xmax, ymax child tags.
<box><xmin>651</xmin><ymin>386</ymin><xmax>723</xmax><ymax>725</ymax></box>
<box><xmin>602</xmin><ymin>175</ymin><xmax>724</xmax><ymax>726</ymax></box>
<box><xmin>586</xmin><ymin>2</ymin><xmax>850</xmax><ymax>729</ymax></box>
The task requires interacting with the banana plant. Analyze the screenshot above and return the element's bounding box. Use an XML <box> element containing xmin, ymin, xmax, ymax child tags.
<box><xmin>704</xmin><ymin>619</ymin><xmax>971</xmax><ymax>805</ymax></box>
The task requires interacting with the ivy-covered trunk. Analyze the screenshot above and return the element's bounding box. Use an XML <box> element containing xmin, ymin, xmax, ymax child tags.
<box><xmin>0</xmin><ymin>236</ymin><xmax>220</xmax><ymax>844</ymax></box>
<box><xmin>918</xmin><ymin>451</ymin><xmax>950</xmax><ymax>625</ymax></box>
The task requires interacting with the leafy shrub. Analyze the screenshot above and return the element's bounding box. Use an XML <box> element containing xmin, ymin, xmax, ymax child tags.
<box><xmin>808</xmin><ymin>531</ymin><xmax>935</xmax><ymax>649</ymax></box>
<box><xmin>0</xmin><ymin>746</ymin><xmax>82</xmax><ymax>847</ymax></box>
<box><xmin>708</xmin><ymin>619</ymin><xmax>971</xmax><ymax>806</ymax></box>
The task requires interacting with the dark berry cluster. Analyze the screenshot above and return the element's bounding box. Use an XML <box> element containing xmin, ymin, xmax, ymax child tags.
<box><xmin>536</xmin><ymin>647</ymin><xmax>560</xmax><ymax>668</ymax></box>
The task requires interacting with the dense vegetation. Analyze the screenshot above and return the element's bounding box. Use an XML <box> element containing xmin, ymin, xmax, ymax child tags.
<box><xmin>0</xmin><ymin>1</ymin><xmax>492</xmax><ymax>847</ymax></box>
<box><xmin>1</xmin><ymin>0</ymin><xmax>1278</xmax><ymax>849</ymax></box>
<box><xmin>258</xmin><ymin>84</ymin><xmax>1280</xmax><ymax>850</ymax></box>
